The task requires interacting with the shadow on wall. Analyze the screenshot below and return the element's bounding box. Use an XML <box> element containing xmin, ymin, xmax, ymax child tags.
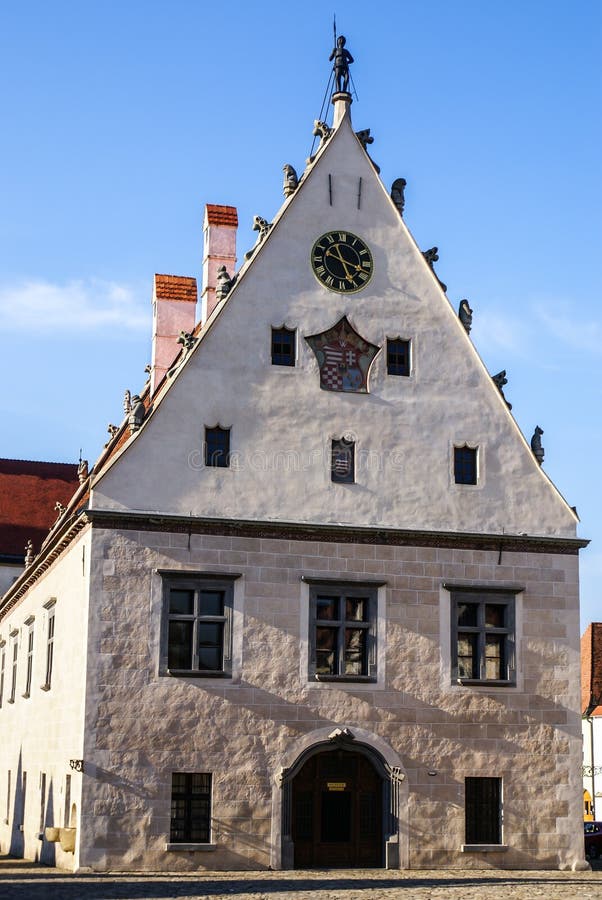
<box><xmin>38</xmin><ymin>778</ymin><xmax>56</xmax><ymax>867</ymax></box>
<box><xmin>9</xmin><ymin>750</ymin><xmax>24</xmax><ymax>859</ymax></box>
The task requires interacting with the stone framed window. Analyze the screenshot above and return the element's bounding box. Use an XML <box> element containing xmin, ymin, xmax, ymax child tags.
<box><xmin>308</xmin><ymin>583</ymin><xmax>377</xmax><ymax>681</ymax></box>
<box><xmin>271</xmin><ymin>326</ymin><xmax>296</xmax><ymax>366</ymax></box>
<box><xmin>8</xmin><ymin>630</ymin><xmax>18</xmax><ymax>704</ymax></box>
<box><xmin>386</xmin><ymin>337</ymin><xmax>411</xmax><ymax>376</ymax></box>
<box><xmin>464</xmin><ymin>777</ymin><xmax>502</xmax><ymax>845</ymax></box>
<box><xmin>42</xmin><ymin>601</ymin><xmax>56</xmax><ymax>691</ymax></box>
<box><xmin>454</xmin><ymin>445</ymin><xmax>478</xmax><ymax>485</ymax></box>
<box><xmin>170</xmin><ymin>772</ymin><xmax>212</xmax><ymax>844</ymax></box>
<box><xmin>331</xmin><ymin>438</ymin><xmax>355</xmax><ymax>484</ymax></box>
<box><xmin>451</xmin><ymin>589</ymin><xmax>515</xmax><ymax>685</ymax></box>
<box><xmin>23</xmin><ymin>619</ymin><xmax>34</xmax><ymax>698</ymax></box>
<box><xmin>204</xmin><ymin>426</ymin><xmax>231</xmax><ymax>468</ymax></box>
<box><xmin>0</xmin><ymin>641</ymin><xmax>5</xmax><ymax>709</ymax></box>
<box><xmin>160</xmin><ymin>575</ymin><xmax>237</xmax><ymax>678</ymax></box>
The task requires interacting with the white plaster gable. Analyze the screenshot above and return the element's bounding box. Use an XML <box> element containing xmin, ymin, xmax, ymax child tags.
<box><xmin>90</xmin><ymin>107</ymin><xmax>577</xmax><ymax>538</ymax></box>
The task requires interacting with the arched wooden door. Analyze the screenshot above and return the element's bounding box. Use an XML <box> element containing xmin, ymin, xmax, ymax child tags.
<box><xmin>291</xmin><ymin>749</ymin><xmax>383</xmax><ymax>867</ymax></box>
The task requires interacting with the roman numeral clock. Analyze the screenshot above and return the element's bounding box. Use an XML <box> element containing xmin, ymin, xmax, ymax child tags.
<box><xmin>311</xmin><ymin>231</ymin><xmax>373</xmax><ymax>292</ymax></box>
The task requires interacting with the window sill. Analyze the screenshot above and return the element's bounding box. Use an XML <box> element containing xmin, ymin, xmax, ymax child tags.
<box><xmin>456</xmin><ymin>679</ymin><xmax>515</xmax><ymax>688</ymax></box>
<box><xmin>461</xmin><ymin>844</ymin><xmax>507</xmax><ymax>853</ymax></box>
<box><xmin>40</xmin><ymin>683</ymin><xmax>51</xmax><ymax>692</ymax></box>
<box><xmin>165</xmin><ymin>670</ymin><xmax>231</xmax><ymax>679</ymax></box>
<box><xmin>7</xmin><ymin>698</ymin><xmax>15</xmax><ymax>704</ymax></box>
<box><xmin>21</xmin><ymin>692</ymin><xmax>30</xmax><ymax>699</ymax></box>
<box><xmin>165</xmin><ymin>842</ymin><xmax>217</xmax><ymax>852</ymax></box>
<box><xmin>313</xmin><ymin>675</ymin><xmax>376</xmax><ymax>683</ymax></box>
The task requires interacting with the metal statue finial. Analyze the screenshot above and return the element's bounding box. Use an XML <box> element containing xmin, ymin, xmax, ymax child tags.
<box><xmin>329</xmin><ymin>34</ymin><xmax>354</xmax><ymax>95</ymax></box>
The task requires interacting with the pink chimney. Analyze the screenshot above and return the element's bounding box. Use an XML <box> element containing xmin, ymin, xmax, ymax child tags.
<box><xmin>202</xmin><ymin>204</ymin><xmax>238</xmax><ymax>323</ymax></box>
<box><xmin>150</xmin><ymin>274</ymin><xmax>198</xmax><ymax>395</ymax></box>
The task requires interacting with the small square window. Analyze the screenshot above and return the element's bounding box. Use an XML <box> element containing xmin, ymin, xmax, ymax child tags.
<box><xmin>205</xmin><ymin>426</ymin><xmax>230</xmax><ymax>468</ymax></box>
<box><xmin>170</xmin><ymin>772</ymin><xmax>212</xmax><ymax>843</ymax></box>
<box><xmin>454</xmin><ymin>445</ymin><xmax>477</xmax><ymax>484</ymax></box>
<box><xmin>387</xmin><ymin>338</ymin><xmax>410</xmax><ymax>376</ymax></box>
<box><xmin>331</xmin><ymin>439</ymin><xmax>355</xmax><ymax>484</ymax></box>
<box><xmin>271</xmin><ymin>327</ymin><xmax>296</xmax><ymax>366</ymax></box>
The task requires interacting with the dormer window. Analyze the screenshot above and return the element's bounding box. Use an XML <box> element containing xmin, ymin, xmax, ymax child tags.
<box><xmin>454</xmin><ymin>445</ymin><xmax>477</xmax><ymax>485</ymax></box>
<box><xmin>204</xmin><ymin>426</ymin><xmax>231</xmax><ymax>468</ymax></box>
<box><xmin>271</xmin><ymin>326</ymin><xmax>296</xmax><ymax>367</ymax></box>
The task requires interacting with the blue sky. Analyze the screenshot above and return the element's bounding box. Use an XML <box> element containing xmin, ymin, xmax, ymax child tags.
<box><xmin>0</xmin><ymin>1</ymin><xmax>600</xmax><ymax>628</ymax></box>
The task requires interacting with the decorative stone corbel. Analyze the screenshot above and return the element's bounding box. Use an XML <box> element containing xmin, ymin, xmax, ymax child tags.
<box><xmin>531</xmin><ymin>426</ymin><xmax>545</xmax><ymax>465</ymax></box>
<box><xmin>244</xmin><ymin>215</ymin><xmax>273</xmax><ymax>261</ymax></box>
<box><xmin>423</xmin><ymin>247</ymin><xmax>447</xmax><ymax>293</ymax></box>
<box><xmin>282</xmin><ymin>164</ymin><xmax>299</xmax><ymax>198</ymax></box>
<box><xmin>492</xmin><ymin>370</ymin><xmax>512</xmax><ymax>410</ymax></box>
<box><xmin>390</xmin><ymin>178</ymin><xmax>407</xmax><ymax>216</ymax></box>
<box><xmin>127</xmin><ymin>395</ymin><xmax>146</xmax><ymax>433</ymax></box>
<box><xmin>328</xmin><ymin>727</ymin><xmax>355</xmax><ymax>744</ymax></box>
<box><xmin>458</xmin><ymin>299</ymin><xmax>473</xmax><ymax>334</ymax></box>
<box><xmin>355</xmin><ymin>129</ymin><xmax>380</xmax><ymax>172</ymax></box>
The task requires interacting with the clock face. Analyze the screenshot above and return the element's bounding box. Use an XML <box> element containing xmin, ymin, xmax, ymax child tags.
<box><xmin>311</xmin><ymin>231</ymin><xmax>373</xmax><ymax>293</ymax></box>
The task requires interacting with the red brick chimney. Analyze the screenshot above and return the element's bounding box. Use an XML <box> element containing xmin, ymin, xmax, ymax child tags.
<box><xmin>581</xmin><ymin>623</ymin><xmax>602</xmax><ymax>716</ymax></box>
<box><xmin>150</xmin><ymin>274</ymin><xmax>197</xmax><ymax>395</ymax></box>
<box><xmin>202</xmin><ymin>204</ymin><xmax>237</xmax><ymax>323</ymax></box>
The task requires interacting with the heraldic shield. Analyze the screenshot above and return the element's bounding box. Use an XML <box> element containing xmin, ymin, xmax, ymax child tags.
<box><xmin>305</xmin><ymin>316</ymin><xmax>380</xmax><ymax>393</ymax></box>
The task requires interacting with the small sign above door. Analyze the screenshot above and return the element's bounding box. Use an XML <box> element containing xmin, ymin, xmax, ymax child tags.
<box><xmin>326</xmin><ymin>782</ymin><xmax>347</xmax><ymax>791</ymax></box>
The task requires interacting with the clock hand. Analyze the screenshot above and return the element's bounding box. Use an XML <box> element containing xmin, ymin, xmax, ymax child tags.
<box><xmin>325</xmin><ymin>246</ymin><xmax>354</xmax><ymax>280</ymax></box>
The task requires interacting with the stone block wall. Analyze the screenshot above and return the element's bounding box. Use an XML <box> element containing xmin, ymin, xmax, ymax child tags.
<box><xmin>77</xmin><ymin>525</ymin><xmax>583</xmax><ymax>871</ymax></box>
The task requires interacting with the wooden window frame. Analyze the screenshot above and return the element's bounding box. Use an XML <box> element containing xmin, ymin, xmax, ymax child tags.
<box><xmin>160</xmin><ymin>575</ymin><xmax>237</xmax><ymax>678</ymax></box>
<box><xmin>204</xmin><ymin>426</ymin><xmax>231</xmax><ymax>468</ymax></box>
<box><xmin>465</xmin><ymin>776</ymin><xmax>502</xmax><ymax>844</ymax></box>
<box><xmin>0</xmin><ymin>642</ymin><xmax>5</xmax><ymax>709</ymax></box>
<box><xmin>454</xmin><ymin>445</ymin><xmax>478</xmax><ymax>485</ymax></box>
<box><xmin>386</xmin><ymin>337</ymin><xmax>411</xmax><ymax>376</ymax></box>
<box><xmin>41</xmin><ymin>607</ymin><xmax>55</xmax><ymax>691</ymax></box>
<box><xmin>8</xmin><ymin>632</ymin><xmax>18</xmax><ymax>704</ymax></box>
<box><xmin>170</xmin><ymin>772</ymin><xmax>212</xmax><ymax>844</ymax></box>
<box><xmin>271</xmin><ymin>326</ymin><xmax>296</xmax><ymax>367</ymax></box>
<box><xmin>308</xmin><ymin>583</ymin><xmax>377</xmax><ymax>682</ymax></box>
<box><xmin>451</xmin><ymin>589</ymin><xmax>516</xmax><ymax>685</ymax></box>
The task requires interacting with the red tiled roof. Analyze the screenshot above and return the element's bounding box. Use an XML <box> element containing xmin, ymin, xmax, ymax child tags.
<box><xmin>582</xmin><ymin>623</ymin><xmax>602</xmax><ymax>716</ymax></box>
<box><xmin>205</xmin><ymin>204</ymin><xmax>238</xmax><ymax>227</ymax></box>
<box><xmin>0</xmin><ymin>458</ymin><xmax>80</xmax><ymax>558</ymax></box>
<box><xmin>154</xmin><ymin>274</ymin><xmax>197</xmax><ymax>303</ymax></box>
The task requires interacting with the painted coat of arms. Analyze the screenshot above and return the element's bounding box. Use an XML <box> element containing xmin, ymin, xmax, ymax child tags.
<box><xmin>305</xmin><ymin>316</ymin><xmax>380</xmax><ymax>393</ymax></box>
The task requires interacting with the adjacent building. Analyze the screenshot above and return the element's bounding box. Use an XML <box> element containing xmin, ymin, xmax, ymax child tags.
<box><xmin>0</xmin><ymin>52</ymin><xmax>588</xmax><ymax>872</ymax></box>
<box><xmin>582</xmin><ymin>623</ymin><xmax>602</xmax><ymax>821</ymax></box>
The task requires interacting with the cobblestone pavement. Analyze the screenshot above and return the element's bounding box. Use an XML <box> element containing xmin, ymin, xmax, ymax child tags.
<box><xmin>1</xmin><ymin>858</ymin><xmax>602</xmax><ymax>900</ymax></box>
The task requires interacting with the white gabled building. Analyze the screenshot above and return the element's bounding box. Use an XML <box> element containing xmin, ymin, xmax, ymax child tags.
<box><xmin>0</xmin><ymin>46</ymin><xmax>588</xmax><ymax>873</ymax></box>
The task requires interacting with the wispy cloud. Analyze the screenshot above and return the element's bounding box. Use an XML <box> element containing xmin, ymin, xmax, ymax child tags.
<box><xmin>534</xmin><ymin>303</ymin><xmax>602</xmax><ymax>355</ymax></box>
<box><xmin>0</xmin><ymin>278</ymin><xmax>148</xmax><ymax>333</ymax></box>
<box><xmin>472</xmin><ymin>298</ymin><xmax>602</xmax><ymax>361</ymax></box>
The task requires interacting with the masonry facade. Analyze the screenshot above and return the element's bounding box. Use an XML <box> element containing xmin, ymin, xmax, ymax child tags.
<box><xmin>0</xmin><ymin>72</ymin><xmax>587</xmax><ymax>873</ymax></box>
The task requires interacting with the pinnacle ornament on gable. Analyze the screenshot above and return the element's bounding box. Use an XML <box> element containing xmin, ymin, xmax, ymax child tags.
<box><xmin>282</xmin><ymin>164</ymin><xmax>299</xmax><ymax>198</ymax></box>
<box><xmin>244</xmin><ymin>215</ymin><xmax>272</xmax><ymax>261</ymax></box>
<box><xmin>531</xmin><ymin>426</ymin><xmax>545</xmax><ymax>465</ymax></box>
<box><xmin>492</xmin><ymin>370</ymin><xmax>512</xmax><ymax>410</ymax></box>
<box><xmin>423</xmin><ymin>247</ymin><xmax>447</xmax><ymax>294</ymax></box>
<box><xmin>24</xmin><ymin>539</ymin><xmax>34</xmax><ymax>567</ymax></box>
<box><xmin>355</xmin><ymin>129</ymin><xmax>380</xmax><ymax>173</ymax></box>
<box><xmin>458</xmin><ymin>299</ymin><xmax>473</xmax><ymax>334</ymax></box>
<box><xmin>215</xmin><ymin>266</ymin><xmax>236</xmax><ymax>302</ymax></box>
<box><xmin>390</xmin><ymin>178</ymin><xmax>407</xmax><ymax>216</ymax></box>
